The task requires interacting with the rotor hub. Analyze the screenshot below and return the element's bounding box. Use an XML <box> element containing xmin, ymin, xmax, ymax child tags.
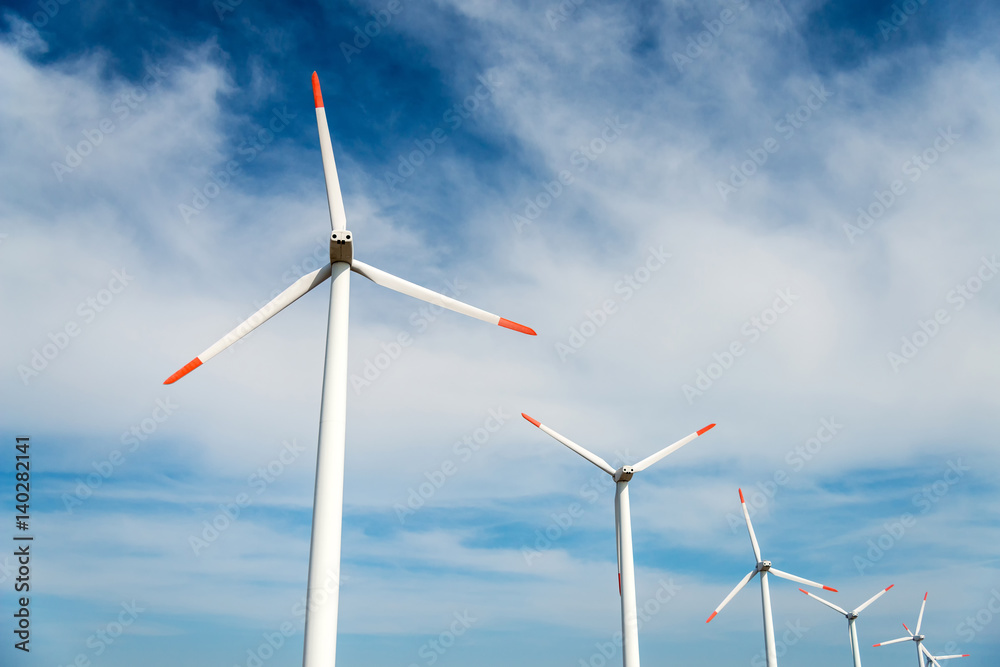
<box><xmin>614</xmin><ymin>466</ymin><xmax>635</xmax><ymax>482</ymax></box>
<box><xmin>758</xmin><ymin>560</ymin><xmax>771</xmax><ymax>571</ymax></box>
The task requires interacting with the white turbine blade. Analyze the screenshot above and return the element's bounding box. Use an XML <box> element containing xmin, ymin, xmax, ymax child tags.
<box><xmin>351</xmin><ymin>260</ymin><xmax>536</xmax><ymax>335</ymax></box>
<box><xmin>631</xmin><ymin>423</ymin><xmax>715</xmax><ymax>472</ymax></box>
<box><xmin>312</xmin><ymin>72</ymin><xmax>348</xmax><ymax>231</ymax></box>
<box><xmin>902</xmin><ymin>622</ymin><xmax>914</xmax><ymax>636</ymax></box>
<box><xmin>873</xmin><ymin>636</ymin><xmax>913</xmax><ymax>647</ymax></box>
<box><xmin>522</xmin><ymin>414</ymin><xmax>615</xmax><ymax>475</ymax></box>
<box><xmin>921</xmin><ymin>644</ymin><xmax>942</xmax><ymax>667</ymax></box>
<box><xmin>769</xmin><ymin>567</ymin><xmax>838</xmax><ymax>592</ymax></box>
<box><xmin>916</xmin><ymin>592</ymin><xmax>928</xmax><ymax>634</ymax></box>
<box><xmin>928</xmin><ymin>655</ymin><xmax>971</xmax><ymax>661</ymax></box>
<box><xmin>738</xmin><ymin>489</ymin><xmax>762</xmax><ymax>562</ymax></box>
<box><xmin>164</xmin><ymin>264</ymin><xmax>332</xmax><ymax>384</ymax></box>
<box><xmin>853</xmin><ymin>584</ymin><xmax>893</xmax><ymax>615</ymax></box>
<box><xmin>799</xmin><ymin>588</ymin><xmax>848</xmax><ymax>616</ymax></box>
<box><xmin>614</xmin><ymin>488</ymin><xmax>622</xmax><ymax>596</ymax></box>
<box><xmin>706</xmin><ymin>569</ymin><xmax>758</xmax><ymax>623</ymax></box>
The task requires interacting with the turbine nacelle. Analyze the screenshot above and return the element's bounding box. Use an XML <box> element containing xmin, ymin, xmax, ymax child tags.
<box><xmin>614</xmin><ymin>466</ymin><xmax>636</xmax><ymax>482</ymax></box>
<box><xmin>757</xmin><ymin>560</ymin><xmax>772</xmax><ymax>572</ymax></box>
<box><xmin>330</xmin><ymin>230</ymin><xmax>353</xmax><ymax>264</ymax></box>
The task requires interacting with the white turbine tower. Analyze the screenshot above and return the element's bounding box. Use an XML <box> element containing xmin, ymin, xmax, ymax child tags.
<box><xmin>800</xmin><ymin>584</ymin><xmax>893</xmax><ymax>667</ymax></box>
<box><xmin>706</xmin><ymin>489</ymin><xmax>838</xmax><ymax>667</ymax></box>
<box><xmin>164</xmin><ymin>73</ymin><xmax>536</xmax><ymax>667</ymax></box>
<box><xmin>521</xmin><ymin>413</ymin><xmax>716</xmax><ymax>667</ymax></box>
<box><xmin>873</xmin><ymin>592</ymin><xmax>970</xmax><ymax>667</ymax></box>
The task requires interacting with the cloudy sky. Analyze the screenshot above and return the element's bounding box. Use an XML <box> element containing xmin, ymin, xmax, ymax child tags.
<box><xmin>1</xmin><ymin>0</ymin><xmax>998</xmax><ymax>665</ymax></box>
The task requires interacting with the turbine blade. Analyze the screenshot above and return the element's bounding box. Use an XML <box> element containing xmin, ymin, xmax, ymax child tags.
<box><xmin>929</xmin><ymin>655</ymin><xmax>970</xmax><ymax>661</ymax></box>
<box><xmin>916</xmin><ymin>592</ymin><xmax>928</xmax><ymax>635</ymax></box>
<box><xmin>903</xmin><ymin>622</ymin><xmax>913</xmax><ymax>636</ymax></box>
<box><xmin>614</xmin><ymin>487</ymin><xmax>622</xmax><ymax>596</ymax></box>
<box><xmin>853</xmin><ymin>584</ymin><xmax>893</xmax><ymax>615</ymax></box>
<box><xmin>522</xmin><ymin>414</ymin><xmax>615</xmax><ymax>475</ymax></box>
<box><xmin>921</xmin><ymin>644</ymin><xmax>942</xmax><ymax>667</ymax></box>
<box><xmin>351</xmin><ymin>260</ymin><xmax>535</xmax><ymax>335</ymax></box>
<box><xmin>164</xmin><ymin>264</ymin><xmax>332</xmax><ymax>384</ymax></box>
<box><xmin>739</xmin><ymin>489</ymin><xmax>762</xmax><ymax>562</ymax></box>
<box><xmin>799</xmin><ymin>588</ymin><xmax>848</xmax><ymax>616</ymax></box>
<box><xmin>769</xmin><ymin>567</ymin><xmax>837</xmax><ymax>592</ymax></box>
<box><xmin>706</xmin><ymin>569</ymin><xmax>758</xmax><ymax>622</ymax></box>
<box><xmin>312</xmin><ymin>72</ymin><xmax>348</xmax><ymax>231</ymax></box>
<box><xmin>873</xmin><ymin>636</ymin><xmax>913</xmax><ymax>647</ymax></box>
<box><xmin>632</xmin><ymin>423</ymin><xmax>715</xmax><ymax>472</ymax></box>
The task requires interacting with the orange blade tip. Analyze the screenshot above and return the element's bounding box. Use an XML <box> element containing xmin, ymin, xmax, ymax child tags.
<box><xmin>697</xmin><ymin>423</ymin><xmax>716</xmax><ymax>435</ymax></box>
<box><xmin>521</xmin><ymin>413</ymin><xmax>540</xmax><ymax>427</ymax></box>
<box><xmin>886</xmin><ymin>584</ymin><xmax>894</xmax><ymax>591</ymax></box>
<box><xmin>799</xmin><ymin>588</ymin><xmax>808</xmax><ymax>594</ymax></box>
<box><xmin>164</xmin><ymin>357</ymin><xmax>202</xmax><ymax>384</ymax></box>
<box><xmin>312</xmin><ymin>72</ymin><xmax>324</xmax><ymax>108</ymax></box>
<box><xmin>823</xmin><ymin>586</ymin><xmax>838</xmax><ymax>592</ymax></box>
<box><xmin>923</xmin><ymin>592</ymin><xmax>928</xmax><ymax>600</ymax></box>
<box><xmin>738</xmin><ymin>488</ymin><xmax>745</xmax><ymax>503</ymax></box>
<box><xmin>498</xmin><ymin>318</ymin><xmax>536</xmax><ymax>335</ymax></box>
<box><xmin>706</xmin><ymin>611</ymin><xmax>717</xmax><ymax>623</ymax></box>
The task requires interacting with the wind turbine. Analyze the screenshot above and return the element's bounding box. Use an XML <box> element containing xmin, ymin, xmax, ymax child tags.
<box><xmin>521</xmin><ymin>412</ymin><xmax>716</xmax><ymax>667</ymax></box>
<box><xmin>706</xmin><ymin>489</ymin><xmax>838</xmax><ymax>667</ymax></box>
<box><xmin>164</xmin><ymin>72</ymin><xmax>536</xmax><ymax>667</ymax></box>
<box><xmin>873</xmin><ymin>592</ymin><xmax>970</xmax><ymax>667</ymax></box>
<box><xmin>800</xmin><ymin>584</ymin><xmax>893</xmax><ymax>667</ymax></box>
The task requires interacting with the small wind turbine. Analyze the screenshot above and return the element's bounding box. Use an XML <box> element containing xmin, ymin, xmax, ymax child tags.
<box><xmin>164</xmin><ymin>73</ymin><xmax>536</xmax><ymax>667</ymax></box>
<box><xmin>800</xmin><ymin>584</ymin><xmax>893</xmax><ymax>667</ymax></box>
<box><xmin>873</xmin><ymin>592</ymin><xmax>970</xmax><ymax>667</ymax></box>
<box><xmin>706</xmin><ymin>489</ymin><xmax>838</xmax><ymax>667</ymax></box>
<box><xmin>521</xmin><ymin>413</ymin><xmax>716</xmax><ymax>667</ymax></box>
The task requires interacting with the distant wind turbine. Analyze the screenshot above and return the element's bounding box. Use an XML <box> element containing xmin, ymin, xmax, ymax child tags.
<box><xmin>164</xmin><ymin>72</ymin><xmax>536</xmax><ymax>667</ymax></box>
<box><xmin>800</xmin><ymin>584</ymin><xmax>893</xmax><ymax>667</ymax></box>
<box><xmin>706</xmin><ymin>489</ymin><xmax>838</xmax><ymax>667</ymax></box>
<box><xmin>521</xmin><ymin>413</ymin><xmax>715</xmax><ymax>667</ymax></box>
<box><xmin>873</xmin><ymin>592</ymin><xmax>970</xmax><ymax>667</ymax></box>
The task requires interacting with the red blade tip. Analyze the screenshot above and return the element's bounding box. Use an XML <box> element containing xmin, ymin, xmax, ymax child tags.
<box><xmin>312</xmin><ymin>72</ymin><xmax>324</xmax><ymax>108</ymax></box>
<box><xmin>738</xmin><ymin>488</ymin><xmax>745</xmax><ymax>503</ymax></box>
<box><xmin>799</xmin><ymin>588</ymin><xmax>808</xmax><ymax>594</ymax></box>
<box><xmin>823</xmin><ymin>586</ymin><xmax>838</xmax><ymax>592</ymax></box>
<box><xmin>923</xmin><ymin>592</ymin><xmax>928</xmax><ymax>600</ymax></box>
<box><xmin>164</xmin><ymin>357</ymin><xmax>202</xmax><ymax>384</ymax></box>
<box><xmin>697</xmin><ymin>423</ymin><xmax>716</xmax><ymax>435</ymax></box>
<box><xmin>521</xmin><ymin>413</ymin><xmax>540</xmax><ymax>427</ymax></box>
<box><xmin>873</xmin><ymin>644</ymin><xmax>882</xmax><ymax>648</ymax></box>
<box><xmin>498</xmin><ymin>318</ymin><xmax>536</xmax><ymax>335</ymax></box>
<box><xmin>706</xmin><ymin>611</ymin><xmax>717</xmax><ymax>623</ymax></box>
<box><xmin>903</xmin><ymin>623</ymin><xmax>910</xmax><ymax>632</ymax></box>
<box><xmin>886</xmin><ymin>584</ymin><xmax>894</xmax><ymax>591</ymax></box>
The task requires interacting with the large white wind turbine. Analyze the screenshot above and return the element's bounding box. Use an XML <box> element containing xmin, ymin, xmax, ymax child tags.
<box><xmin>521</xmin><ymin>413</ymin><xmax>716</xmax><ymax>667</ymax></box>
<box><xmin>164</xmin><ymin>73</ymin><xmax>536</xmax><ymax>667</ymax></box>
<box><xmin>706</xmin><ymin>489</ymin><xmax>838</xmax><ymax>667</ymax></box>
<box><xmin>800</xmin><ymin>584</ymin><xmax>893</xmax><ymax>667</ymax></box>
<box><xmin>873</xmin><ymin>592</ymin><xmax>970</xmax><ymax>667</ymax></box>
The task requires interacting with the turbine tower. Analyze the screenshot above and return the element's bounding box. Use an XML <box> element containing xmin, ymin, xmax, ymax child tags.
<box><xmin>873</xmin><ymin>592</ymin><xmax>970</xmax><ymax>667</ymax></box>
<box><xmin>800</xmin><ymin>584</ymin><xmax>893</xmax><ymax>667</ymax></box>
<box><xmin>521</xmin><ymin>413</ymin><xmax>716</xmax><ymax>667</ymax></box>
<box><xmin>164</xmin><ymin>73</ymin><xmax>536</xmax><ymax>667</ymax></box>
<box><xmin>706</xmin><ymin>489</ymin><xmax>838</xmax><ymax>667</ymax></box>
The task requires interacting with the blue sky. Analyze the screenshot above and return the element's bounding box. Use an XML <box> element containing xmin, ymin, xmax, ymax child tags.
<box><xmin>1</xmin><ymin>0</ymin><xmax>999</xmax><ymax>666</ymax></box>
